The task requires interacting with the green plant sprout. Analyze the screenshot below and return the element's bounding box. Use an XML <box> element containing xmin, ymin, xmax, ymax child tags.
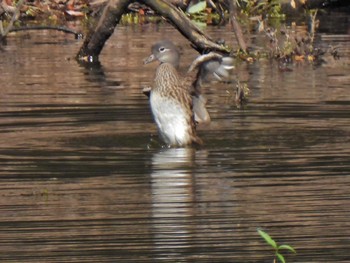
<box><xmin>258</xmin><ymin>229</ymin><xmax>296</xmax><ymax>263</ymax></box>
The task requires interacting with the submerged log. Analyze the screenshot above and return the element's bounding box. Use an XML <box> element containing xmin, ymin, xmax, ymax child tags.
<box><xmin>76</xmin><ymin>0</ymin><xmax>130</xmax><ymax>62</ymax></box>
<box><xmin>140</xmin><ymin>0</ymin><xmax>230</xmax><ymax>53</ymax></box>
<box><xmin>76</xmin><ymin>0</ymin><xmax>232</xmax><ymax>62</ymax></box>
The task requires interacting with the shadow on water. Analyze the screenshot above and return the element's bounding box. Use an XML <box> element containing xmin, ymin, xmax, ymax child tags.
<box><xmin>78</xmin><ymin>60</ymin><xmax>125</xmax><ymax>89</ymax></box>
<box><xmin>0</xmin><ymin>11</ymin><xmax>349</xmax><ymax>262</ymax></box>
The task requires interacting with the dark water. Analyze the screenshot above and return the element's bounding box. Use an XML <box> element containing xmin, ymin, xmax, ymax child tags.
<box><xmin>0</xmin><ymin>13</ymin><xmax>349</xmax><ymax>262</ymax></box>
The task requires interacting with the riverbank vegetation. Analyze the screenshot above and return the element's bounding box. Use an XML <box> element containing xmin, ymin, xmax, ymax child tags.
<box><xmin>1</xmin><ymin>0</ymin><xmax>347</xmax><ymax>65</ymax></box>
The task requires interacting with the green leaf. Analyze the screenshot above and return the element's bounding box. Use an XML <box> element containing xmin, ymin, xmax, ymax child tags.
<box><xmin>276</xmin><ymin>253</ymin><xmax>286</xmax><ymax>263</ymax></box>
<box><xmin>187</xmin><ymin>1</ymin><xmax>207</xmax><ymax>14</ymax></box>
<box><xmin>257</xmin><ymin>229</ymin><xmax>277</xmax><ymax>249</ymax></box>
<box><xmin>279</xmin><ymin>244</ymin><xmax>296</xmax><ymax>254</ymax></box>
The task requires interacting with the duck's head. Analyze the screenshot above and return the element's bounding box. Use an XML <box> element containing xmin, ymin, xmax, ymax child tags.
<box><xmin>144</xmin><ymin>40</ymin><xmax>180</xmax><ymax>68</ymax></box>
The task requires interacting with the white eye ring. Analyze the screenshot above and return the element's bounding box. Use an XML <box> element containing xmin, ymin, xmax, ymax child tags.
<box><xmin>159</xmin><ymin>47</ymin><xmax>166</xmax><ymax>52</ymax></box>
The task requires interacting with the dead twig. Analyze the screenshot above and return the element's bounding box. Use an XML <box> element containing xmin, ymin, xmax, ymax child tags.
<box><xmin>1</xmin><ymin>0</ymin><xmax>25</xmax><ymax>39</ymax></box>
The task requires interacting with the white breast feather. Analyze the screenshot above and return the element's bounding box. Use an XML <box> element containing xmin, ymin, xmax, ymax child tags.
<box><xmin>150</xmin><ymin>92</ymin><xmax>190</xmax><ymax>145</ymax></box>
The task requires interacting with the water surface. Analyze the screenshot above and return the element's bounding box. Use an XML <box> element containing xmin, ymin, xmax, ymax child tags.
<box><xmin>0</xmin><ymin>13</ymin><xmax>349</xmax><ymax>262</ymax></box>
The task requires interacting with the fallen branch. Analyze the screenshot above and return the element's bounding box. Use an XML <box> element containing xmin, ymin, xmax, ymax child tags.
<box><xmin>77</xmin><ymin>0</ymin><xmax>130</xmax><ymax>62</ymax></box>
<box><xmin>8</xmin><ymin>26</ymin><xmax>83</xmax><ymax>39</ymax></box>
<box><xmin>140</xmin><ymin>0</ymin><xmax>230</xmax><ymax>54</ymax></box>
<box><xmin>76</xmin><ymin>0</ymin><xmax>231</xmax><ymax>62</ymax></box>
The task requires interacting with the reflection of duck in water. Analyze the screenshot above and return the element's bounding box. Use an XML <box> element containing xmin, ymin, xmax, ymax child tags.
<box><xmin>150</xmin><ymin>147</ymin><xmax>195</xmax><ymax>258</ymax></box>
<box><xmin>144</xmin><ymin>40</ymin><xmax>233</xmax><ymax>147</ymax></box>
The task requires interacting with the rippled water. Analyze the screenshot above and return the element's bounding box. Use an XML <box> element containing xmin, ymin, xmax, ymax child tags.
<box><xmin>0</xmin><ymin>13</ymin><xmax>349</xmax><ymax>262</ymax></box>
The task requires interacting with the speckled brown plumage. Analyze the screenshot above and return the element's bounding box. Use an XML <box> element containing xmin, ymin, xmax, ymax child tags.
<box><xmin>153</xmin><ymin>63</ymin><xmax>202</xmax><ymax>146</ymax></box>
<box><xmin>144</xmin><ymin>40</ymin><xmax>233</xmax><ymax>147</ymax></box>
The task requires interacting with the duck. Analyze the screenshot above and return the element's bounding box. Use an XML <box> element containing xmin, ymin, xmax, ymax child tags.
<box><xmin>144</xmin><ymin>40</ymin><xmax>233</xmax><ymax>147</ymax></box>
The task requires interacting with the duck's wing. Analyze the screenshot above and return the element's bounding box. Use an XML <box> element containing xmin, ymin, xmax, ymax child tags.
<box><xmin>188</xmin><ymin>52</ymin><xmax>234</xmax><ymax>89</ymax></box>
<box><xmin>186</xmin><ymin>52</ymin><xmax>234</xmax><ymax>125</ymax></box>
<box><xmin>168</xmin><ymin>82</ymin><xmax>203</xmax><ymax>146</ymax></box>
<box><xmin>192</xmin><ymin>94</ymin><xmax>211</xmax><ymax>124</ymax></box>
<box><xmin>180</xmin><ymin>75</ymin><xmax>210</xmax><ymax>124</ymax></box>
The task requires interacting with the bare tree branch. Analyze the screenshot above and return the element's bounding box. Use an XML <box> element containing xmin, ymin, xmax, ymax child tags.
<box><xmin>76</xmin><ymin>0</ymin><xmax>232</xmax><ymax>62</ymax></box>
<box><xmin>228</xmin><ymin>0</ymin><xmax>247</xmax><ymax>52</ymax></box>
<box><xmin>77</xmin><ymin>0</ymin><xmax>130</xmax><ymax>62</ymax></box>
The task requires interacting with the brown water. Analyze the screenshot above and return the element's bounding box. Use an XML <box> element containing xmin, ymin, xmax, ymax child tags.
<box><xmin>0</xmin><ymin>13</ymin><xmax>349</xmax><ymax>262</ymax></box>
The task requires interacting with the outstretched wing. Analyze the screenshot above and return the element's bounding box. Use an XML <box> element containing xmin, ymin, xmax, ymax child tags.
<box><xmin>185</xmin><ymin>52</ymin><xmax>234</xmax><ymax>124</ymax></box>
<box><xmin>188</xmin><ymin>52</ymin><xmax>234</xmax><ymax>83</ymax></box>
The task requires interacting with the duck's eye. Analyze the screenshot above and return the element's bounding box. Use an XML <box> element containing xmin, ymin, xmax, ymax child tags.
<box><xmin>159</xmin><ymin>47</ymin><xmax>165</xmax><ymax>52</ymax></box>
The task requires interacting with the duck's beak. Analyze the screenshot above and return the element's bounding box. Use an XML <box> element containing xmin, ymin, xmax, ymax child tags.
<box><xmin>144</xmin><ymin>54</ymin><xmax>156</xmax><ymax>64</ymax></box>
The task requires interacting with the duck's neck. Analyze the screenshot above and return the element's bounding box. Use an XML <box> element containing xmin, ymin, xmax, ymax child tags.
<box><xmin>154</xmin><ymin>63</ymin><xmax>181</xmax><ymax>94</ymax></box>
